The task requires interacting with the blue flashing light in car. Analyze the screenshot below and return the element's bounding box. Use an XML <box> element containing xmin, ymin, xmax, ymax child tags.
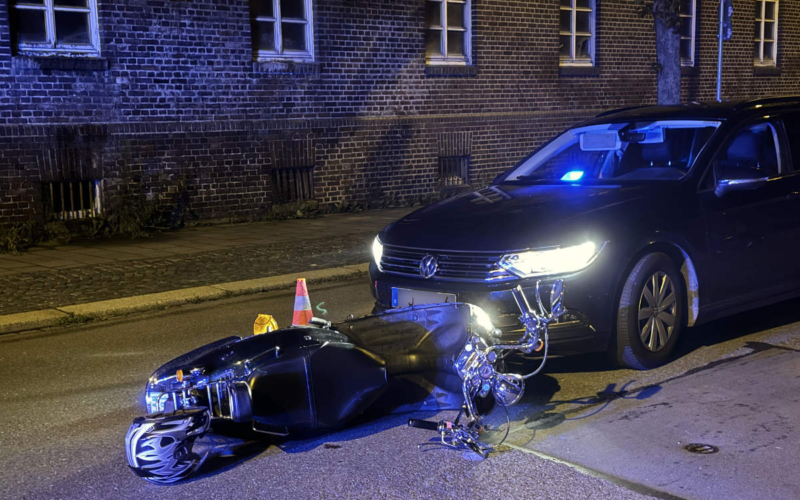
<box><xmin>561</xmin><ymin>170</ymin><xmax>584</xmax><ymax>182</ymax></box>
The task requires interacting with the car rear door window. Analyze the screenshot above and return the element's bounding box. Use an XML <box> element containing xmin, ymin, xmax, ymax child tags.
<box><xmin>781</xmin><ymin>113</ymin><xmax>800</xmax><ymax>172</ymax></box>
<box><xmin>717</xmin><ymin>122</ymin><xmax>781</xmax><ymax>178</ymax></box>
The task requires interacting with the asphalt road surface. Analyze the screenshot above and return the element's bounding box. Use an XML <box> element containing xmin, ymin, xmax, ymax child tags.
<box><xmin>3</xmin><ymin>278</ymin><xmax>800</xmax><ymax>500</ymax></box>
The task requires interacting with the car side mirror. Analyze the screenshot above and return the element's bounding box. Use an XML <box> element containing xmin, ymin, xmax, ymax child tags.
<box><xmin>715</xmin><ymin>164</ymin><xmax>770</xmax><ymax>197</ymax></box>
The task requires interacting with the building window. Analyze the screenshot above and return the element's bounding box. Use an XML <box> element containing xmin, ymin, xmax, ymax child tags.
<box><xmin>44</xmin><ymin>180</ymin><xmax>102</xmax><ymax>220</ymax></box>
<box><xmin>559</xmin><ymin>0</ymin><xmax>595</xmax><ymax>66</ymax></box>
<box><xmin>10</xmin><ymin>0</ymin><xmax>100</xmax><ymax>57</ymax></box>
<box><xmin>425</xmin><ymin>0</ymin><xmax>472</xmax><ymax>65</ymax></box>
<box><xmin>439</xmin><ymin>156</ymin><xmax>469</xmax><ymax>187</ymax></box>
<box><xmin>437</xmin><ymin>132</ymin><xmax>472</xmax><ymax>189</ymax></box>
<box><xmin>271</xmin><ymin>166</ymin><xmax>314</xmax><ymax>203</ymax></box>
<box><xmin>251</xmin><ymin>0</ymin><xmax>314</xmax><ymax>62</ymax></box>
<box><xmin>679</xmin><ymin>0</ymin><xmax>696</xmax><ymax>66</ymax></box>
<box><xmin>268</xmin><ymin>139</ymin><xmax>315</xmax><ymax>204</ymax></box>
<box><xmin>755</xmin><ymin>0</ymin><xmax>778</xmax><ymax>66</ymax></box>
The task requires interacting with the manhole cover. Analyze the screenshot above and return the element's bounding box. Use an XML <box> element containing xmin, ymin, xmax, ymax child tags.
<box><xmin>683</xmin><ymin>443</ymin><xmax>719</xmax><ymax>454</ymax></box>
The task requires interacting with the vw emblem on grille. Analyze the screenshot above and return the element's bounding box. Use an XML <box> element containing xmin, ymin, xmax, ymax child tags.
<box><xmin>419</xmin><ymin>254</ymin><xmax>439</xmax><ymax>279</ymax></box>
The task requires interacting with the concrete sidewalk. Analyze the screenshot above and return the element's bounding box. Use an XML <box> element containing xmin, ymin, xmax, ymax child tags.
<box><xmin>0</xmin><ymin>207</ymin><xmax>413</xmax><ymax>323</ymax></box>
<box><xmin>530</xmin><ymin>342</ymin><xmax>800</xmax><ymax>500</ymax></box>
<box><xmin>0</xmin><ymin>208</ymin><xmax>410</xmax><ymax>275</ymax></box>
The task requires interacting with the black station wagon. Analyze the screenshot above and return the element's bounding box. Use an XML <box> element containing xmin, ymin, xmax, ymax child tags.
<box><xmin>369</xmin><ymin>97</ymin><xmax>800</xmax><ymax>369</ymax></box>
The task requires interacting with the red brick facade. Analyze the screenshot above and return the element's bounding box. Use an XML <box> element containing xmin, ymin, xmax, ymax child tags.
<box><xmin>0</xmin><ymin>0</ymin><xmax>798</xmax><ymax>223</ymax></box>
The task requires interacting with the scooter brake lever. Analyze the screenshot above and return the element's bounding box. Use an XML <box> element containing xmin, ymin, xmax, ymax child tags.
<box><xmin>466</xmin><ymin>440</ymin><xmax>488</xmax><ymax>459</ymax></box>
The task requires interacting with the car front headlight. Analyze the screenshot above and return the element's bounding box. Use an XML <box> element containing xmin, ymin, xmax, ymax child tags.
<box><xmin>372</xmin><ymin>236</ymin><xmax>383</xmax><ymax>270</ymax></box>
<box><xmin>499</xmin><ymin>241</ymin><xmax>604</xmax><ymax>278</ymax></box>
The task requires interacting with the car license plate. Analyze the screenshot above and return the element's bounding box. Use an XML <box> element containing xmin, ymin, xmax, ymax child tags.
<box><xmin>391</xmin><ymin>288</ymin><xmax>457</xmax><ymax>308</ymax></box>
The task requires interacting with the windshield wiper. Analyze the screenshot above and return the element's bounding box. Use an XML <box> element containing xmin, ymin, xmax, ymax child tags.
<box><xmin>506</xmin><ymin>175</ymin><xmax>551</xmax><ymax>184</ymax></box>
<box><xmin>502</xmin><ymin>176</ymin><xmax>609</xmax><ymax>186</ymax></box>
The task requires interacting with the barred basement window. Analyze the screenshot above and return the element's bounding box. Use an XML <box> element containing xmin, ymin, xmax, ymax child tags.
<box><xmin>755</xmin><ymin>0</ymin><xmax>779</xmax><ymax>66</ymax></box>
<box><xmin>10</xmin><ymin>0</ymin><xmax>100</xmax><ymax>57</ymax></box>
<box><xmin>43</xmin><ymin>180</ymin><xmax>102</xmax><ymax>220</ymax></box>
<box><xmin>271</xmin><ymin>166</ymin><xmax>314</xmax><ymax>204</ymax></box>
<box><xmin>679</xmin><ymin>0</ymin><xmax>696</xmax><ymax>66</ymax></box>
<box><xmin>559</xmin><ymin>0</ymin><xmax>595</xmax><ymax>66</ymax></box>
<box><xmin>439</xmin><ymin>156</ymin><xmax>469</xmax><ymax>187</ymax></box>
<box><xmin>251</xmin><ymin>0</ymin><xmax>314</xmax><ymax>62</ymax></box>
<box><xmin>425</xmin><ymin>0</ymin><xmax>472</xmax><ymax>65</ymax></box>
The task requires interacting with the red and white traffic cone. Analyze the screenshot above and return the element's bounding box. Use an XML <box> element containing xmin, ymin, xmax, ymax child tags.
<box><xmin>292</xmin><ymin>278</ymin><xmax>313</xmax><ymax>326</ymax></box>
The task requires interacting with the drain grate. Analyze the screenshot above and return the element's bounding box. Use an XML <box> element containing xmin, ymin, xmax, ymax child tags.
<box><xmin>683</xmin><ymin>443</ymin><xmax>719</xmax><ymax>454</ymax></box>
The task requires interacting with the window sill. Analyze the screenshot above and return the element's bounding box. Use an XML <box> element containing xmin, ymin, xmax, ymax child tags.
<box><xmin>12</xmin><ymin>55</ymin><xmax>108</xmax><ymax>71</ymax></box>
<box><xmin>252</xmin><ymin>60</ymin><xmax>320</xmax><ymax>76</ymax></box>
<box><xmin>559</xmin><ymin>65</ymin><xmax>600</xmax><ymax>77</ymax></box>
<box><xmin>754</xmin><ymin>66</ymin><xmax>781</xmax><ymax>77</ymax></box>
<box><xmin>425</xmin><ymin>65</ymin><xmax>477</xmax><ymax>77</ymax></box>
<box><xmin>681</xmin><ymin>65</ymin><xmax>700</xmax><ymax>77</ymax></box>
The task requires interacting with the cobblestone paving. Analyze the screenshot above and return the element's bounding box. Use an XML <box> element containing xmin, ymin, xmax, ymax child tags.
<box><xmin>0</xmin><ymin>233</ymin><xmax>374</xmax><ymax>316</ymax></box>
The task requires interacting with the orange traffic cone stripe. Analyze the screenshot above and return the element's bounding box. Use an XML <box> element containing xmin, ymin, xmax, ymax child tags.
<box><xmin>292</xmin><ymin>278</ymin><xmax>313</xmax><ymax>326</ymax></box>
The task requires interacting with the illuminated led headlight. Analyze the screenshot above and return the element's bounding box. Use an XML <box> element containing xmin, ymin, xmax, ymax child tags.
<box><xmin>372</xmin><ymin>236</ymin><xmax>384</xmax><ymax>270</ymax></box>
<box><xmin>499</xmin><ymin>241</ymin><xmax>603</xmax><ymax>278</ymax></box>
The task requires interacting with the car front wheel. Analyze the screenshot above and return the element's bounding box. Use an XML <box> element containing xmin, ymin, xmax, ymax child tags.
<box><xmin>614</xmin><ymin>253</ymin><xmax>684</xmax><ymax>370</ymax></box>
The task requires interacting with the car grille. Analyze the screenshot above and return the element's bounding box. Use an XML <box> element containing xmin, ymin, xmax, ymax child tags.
<box><xmin>380</xmin><ymin>245</ymin><xmax>515</xmax><ymax>282</ymax></box>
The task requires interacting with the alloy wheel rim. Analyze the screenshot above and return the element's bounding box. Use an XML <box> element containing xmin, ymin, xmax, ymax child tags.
<box><xmin>637</xmin><ymin>271</ymin><xmax>677</xmax><ymax>352</ymax></box>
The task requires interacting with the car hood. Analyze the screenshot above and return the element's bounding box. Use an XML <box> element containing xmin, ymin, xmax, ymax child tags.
<box><xmin>380</xmin><ymin>183</ymin><xmax>649</xmax><ymax>251</ymax></box>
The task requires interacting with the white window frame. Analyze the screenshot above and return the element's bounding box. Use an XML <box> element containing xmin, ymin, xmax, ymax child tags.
<box><xmin>425</xmin><ymin>0</ymin><xmax>472</xmax><ymax>66</ymax></box>
<box><xmin>679</xmin><ymin>0</ymin><xmax>696</xmax><ymax>67</ymax></box>
<box><xmin>559</xmin><ymin>0</ymin><xmax>595</xmax><ymax>67</ymax></box>
<box><xmin>755</xmin><ymin>0</ymin><xmax>779</xmax><ymax>66</ymax></box>
<box><xmin>12</xmin><ymin>0</ymin><xmax>100</xmax><ymax>57</ymax></box>
<box><xmin>253</xmin><ymin>0</ymin><xmax>315</xmax><ymax>63</ymax></box>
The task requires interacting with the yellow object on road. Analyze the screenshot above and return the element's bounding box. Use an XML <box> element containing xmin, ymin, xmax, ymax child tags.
<box><xmin>254</xmin><ymin>314</ymin><xmax>279</xmax><ymax>335</ymax></box>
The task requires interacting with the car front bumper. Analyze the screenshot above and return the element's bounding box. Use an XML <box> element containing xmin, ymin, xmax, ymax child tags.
<box><xmin>368</xmin><ymin>250</ymin><xmax>620</xmax><ymax>355</ymax></box>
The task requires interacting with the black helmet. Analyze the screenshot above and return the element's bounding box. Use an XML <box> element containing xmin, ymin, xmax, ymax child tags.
<box><xmin>125</xmin><ymin>408</ymin><xmax>211</xmax><ymax>484</ymax></box>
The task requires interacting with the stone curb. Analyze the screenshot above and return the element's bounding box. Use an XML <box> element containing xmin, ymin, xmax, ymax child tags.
<box><xmin>0</xmin><ymin>263</ymin><xmax>370</xmax><ymax>335</ymax></box>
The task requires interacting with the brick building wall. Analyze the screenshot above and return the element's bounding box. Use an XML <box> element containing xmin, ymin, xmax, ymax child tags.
<box><xmin>0</xmin><ymin>0</ymin><xmax>799</xmax><ymax>224</ymax></box>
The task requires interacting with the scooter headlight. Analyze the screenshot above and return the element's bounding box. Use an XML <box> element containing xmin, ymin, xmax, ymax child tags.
<box><xmin>145</xmin><ymin>388</ymin><xmax>169</xmax><ymax>414</ymax></box>
<box><xmin>469</xmin><ymin>304</ymin><xmax>498</xmax><ymax>335</ymax></box>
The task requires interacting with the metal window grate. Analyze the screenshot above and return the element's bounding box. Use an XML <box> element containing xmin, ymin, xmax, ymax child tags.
<box><xmin>271</xmin><ymin>166</ymin><xmax>314</xmax><ymax>204</ymax></box>
<box><xmin>439</xmin><ymin>156</ymin><xmax>469</xmax><ymax>187</ymax></box>
<box><xmin>44</xmin><ymin>180</ymin><xmax>101</xmax><ymax>220</ymax></box>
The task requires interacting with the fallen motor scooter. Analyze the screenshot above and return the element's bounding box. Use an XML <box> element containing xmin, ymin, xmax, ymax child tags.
<box><xmin>125</xmin><ymin>281</ymin><xmax>565</xmax><ymax>484</ymax></box>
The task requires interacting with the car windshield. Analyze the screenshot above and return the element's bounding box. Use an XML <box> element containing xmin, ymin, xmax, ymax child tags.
<box><xmin>502</xmin><ymin>120</ymin><xmax>721</xmax><ymax>184</ymax></box>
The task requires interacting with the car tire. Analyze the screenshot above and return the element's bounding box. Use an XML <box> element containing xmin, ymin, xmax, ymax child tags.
<box><xmin>614</xmin><ymin>252</ymin><xmax>684</xmax><ymax>370</ymax></box>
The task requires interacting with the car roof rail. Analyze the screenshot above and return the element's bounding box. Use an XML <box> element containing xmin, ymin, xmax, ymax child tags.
<box><xmin>734</xmin><ymin>95</ymin><xmax>800</xmax><ymax>112</ymax></box>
